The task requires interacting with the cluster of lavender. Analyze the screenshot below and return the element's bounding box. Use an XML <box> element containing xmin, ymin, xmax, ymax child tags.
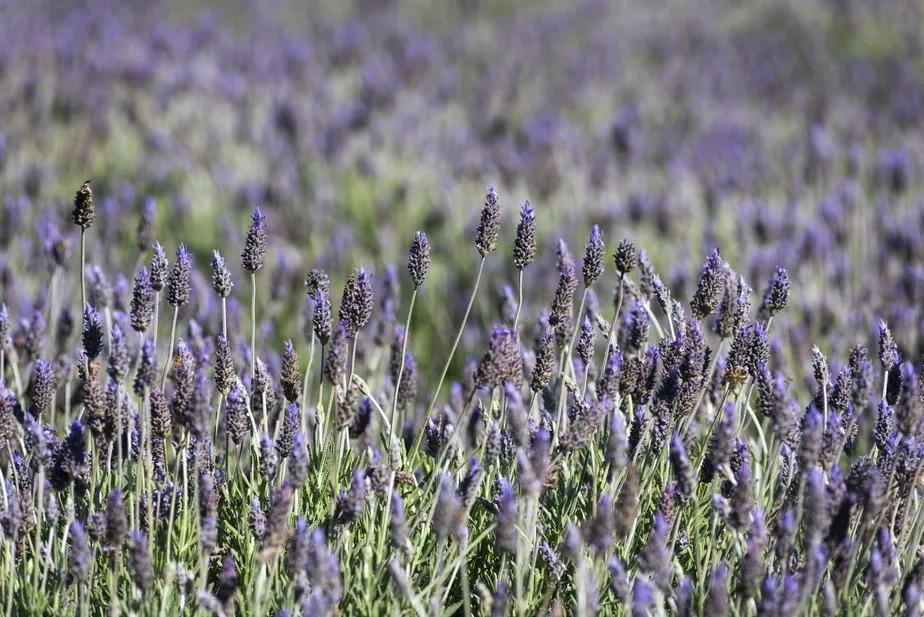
<box><xmin>2</xmin><ymin>2</ymin><xmax>924</xmax><ymax>616</ymax></box>
<box><xmin>0</xmin><ymin>176</ymin><xmax>923</xmax><ymax>617</ymax></box>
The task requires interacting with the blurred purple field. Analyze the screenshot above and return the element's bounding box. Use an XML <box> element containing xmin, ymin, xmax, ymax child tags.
<box><xmin>1</xmin><ymin>0</ymin><xmax>924</xmax><ymax>615</ymax></box>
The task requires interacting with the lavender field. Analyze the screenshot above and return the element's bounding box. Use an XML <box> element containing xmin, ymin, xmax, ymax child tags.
<box><xmin>2</xmin><ymin>0</ymin><xmax>924</xmax><ymax>615</ymax></box>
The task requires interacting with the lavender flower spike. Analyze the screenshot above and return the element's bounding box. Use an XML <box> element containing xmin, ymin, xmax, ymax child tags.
<box><xmin>690</xmin><ymin>247</ymin><xmax>727</xmax><ymax>319</ymax></box>
<box><xmin>513</xmin><ymin>201</ymin><xmax>537</xmax><ymax>270</ymax></box>
<box><xmin>475</xmin><ymin>186</ymin><xmax>501</xmax><ymax>256</ymax></box>
<box><xmin>407</xmin><ymin>231</ymin><xmax>431</xmax><ymax>287</ymax></box>
<box><xmin>242</xmin><ymin>206</ymin><xmax>267</xmax><ymax>272</ymax></box>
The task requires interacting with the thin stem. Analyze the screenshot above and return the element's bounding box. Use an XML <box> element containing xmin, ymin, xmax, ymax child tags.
<box><xmin>159</xmin><ymin>305</ymin><xmax>179</xmax><ymax>390</ymax></box>
<box><xmin>513</xmin><ymin>268</ymin><xmax>524</xmax><ymax>331</ymax></box>
<box><xmin>251</xmin><ymin>272</ymin><xmax>257</xmax><ymax>383</ymax></box>
<box><xmin>389</xmin><ymin>287</ymin><xmax>418</xmax><ymax>467</ymax></box>
<box><xmin>601</xmin><ymin>275</ymin><xmax>625</xmax><ymax>373</ymax></box>
<box><xmin>80</xmin><ymin>229</ymin><xmax>87</xmax><ymax>316</ymax></box>
<box><xmin>409</xmin><ymin>256</ymin><xmax>486</xmax><ymax>464</ymax></box>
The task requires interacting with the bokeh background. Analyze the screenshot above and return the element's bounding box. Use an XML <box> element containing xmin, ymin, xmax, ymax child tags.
<box><xmin>2</xmin><ymin>0</ymin><xmax>924</xmax><ymax>389</ymax></box>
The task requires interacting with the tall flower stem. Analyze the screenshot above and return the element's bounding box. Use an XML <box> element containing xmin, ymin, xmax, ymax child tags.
<box><xmin>389</xmin><ymin>287</ymin><xmax>418</xmax><ymax>467</ymax></box>
<box><xmin>512</xmin><ymin>269</ymin><xmax>524</xmax><ymax>331</ymax></box>
<box><xmin>301</xmin><ymin>332</ymin><xmax>315</xmax><ymax>435</ymax></box>
<box><xmin>159</xmin><ymin>306</ymin><xmax>179</xmax><ymax>390</ymax></box>
<box><xmin>79</xmin><ymin>230</ymin><xmax>87</xmax><ymax>318</ymax></box>
<box><xmin>601</xmin><ymin>274</ymin><xmax>625</xmax><ymax>372</ymax></box>
<box><xmin>152</xmin><ymin>292</ymin><xmax>160</xmax><ymax>356</ymax></box>
<box><xmin>410</xmin><ymin>257</ymin><xmax>485</xmax><ymax>464</ymax></box>
<box><xmin>251</xmin><ymin>273</ymin><xmax>257</xmax><ymax>383</ymax></box>
<box><xmin>79</xmin><ymin>230</ymin><xmax>88</xmax><ymax>377</ymax></box>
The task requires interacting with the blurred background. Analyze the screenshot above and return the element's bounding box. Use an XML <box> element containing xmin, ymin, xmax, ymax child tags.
<box><xmin>1</xmin><ymin>0</ymin><xmax>924</xmax><ymax>388</ymax></box>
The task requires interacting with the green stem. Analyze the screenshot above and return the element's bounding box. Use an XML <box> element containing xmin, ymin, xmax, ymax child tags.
<box><xmin>410</xmin><ymin>256</ymin><xmax>486</xmax><ymax>464</ymax></box>
<box><xmin>389</xmin><ymin>288</ymin><xmax>418</xmax><ymax>467</ymax></box>
<box><xmin>251</xmin><ymin>273</ymin><xmax>257</xmax><ymax>384</ymax></box>
<box><xmin>160</xmin><ymin>306</ymin><xmax>179</xmax><ymax>390</ymax></box>
<box><xmin>513</xmin><ymin>268</ymin><xmax>525</xmax><ymax>331</ymax></box>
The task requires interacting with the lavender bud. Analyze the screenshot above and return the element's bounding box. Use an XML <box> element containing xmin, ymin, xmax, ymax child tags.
<box><xmin>513</xmin><ymin>201</ymin><xmax>537</xmax><ymax>270</ymax></box>
<box><xmin>288</xmin><ymin>431</ymin><xmax>310</xmax><ymax>487</ymax></box>
<box><xmin>72</xmin><ymin>180</ymin><xmax>94</xmax><ymax>229</ymax></box>
<box><xmin>107</xmin><ymin>322</ymin><xmax>130</xmax><ymax>382</ymax></box>
<box><xmin>674</xmin><ymin>575</ymin><xmax>694</xmax><ymax>617</ymax></box>
<box><xmin>105</xmin><ymin>490</ymin><xmax>128</xmax><ymax>561</ymax></box>
<box><xmin>225</xmin><ymin>384</ymin><xmax>249</xmax><ymax>446</ymax></box>
<box><xmin>730</xmin><ymin>458</ymin><xmax>753</xmax><ymax>532</ymax></box>
<box><xmin>670</xmin><ymin>434</ymin><xmax>695</xmax><ymax>501</ymax></box>
<box><xmin>130</xmin><ymin>267</ymin><xmax>154</xmax><ymax>333</ymax></box>
<box><xmin>582</xmin><ymin>225</ymin><xmax>604</xmax><ymax>287</ymax></box>
<box><xmin>0</xmin><ymin>386</ymin><xmax>16</xmax><ymax>442</ymax></box>
<box><xmin>879</xmin><ymin>320</ymin><xmax>898</xmax><ymax>370</ymax></box>
<box><xmin>702</xmin><ymin>403</ymin><xmax>736</xmax><ymax>482</ymax></box>
<box><xmin>339</xmin><ymin>268</ymin><xmax>375</xmax><ymax>337</ymax></box>
<box><xmin>242</xmin><ymin>207</ymin><xmax>267</xmax><ymax>272</ymax></box>
<box><xmin>137</xmin><ymin>197</ymin><xmax>155</xmax><ymax>252</ymax></box>
<box><xmin>626</xmin><ymin>302</ymin><xmax>649</xmax><ymax>354</ymax></box>
<box><xmin>276</xmin><ymin>403</ymin><xmax>300</xmax><ymax>459</ymax></box>
<box><xmin>530</xmin><ymin>328</ymin><xmax>555</xmax><ymax>394</ymax></box>
<box><xmin>608</xmin><ymin>556</ymin><xmax>630</xmax><ymax>602</ymax></box>
<box><xmin>475</xmin><ymin>186</ymin><xmax>501</xmax><ymax>257</ymax></box>
<box><xmin>199</xmin><ymin>474</ymin><xmax>217</xmax><ymax>554</ymax></box>
<box><xmin>454</xmin><ymin>458</ymin><xmax>481</xmax><ymax>509</ymax></box>
<box><xmin>407</xmin><ymin>231</ymin><xmax>431</xmax><ymax>287</ymax></box>
<box><xmin>259</xmin><ymin>434</ymin><xmax>279</xmax><ymax>481</ymax></box>
<box><xmin>313</xmin><ymin>290</ymin><xmax>333</xmax><ymax>346</ymax></box>
<box><xmin>550</xmin><ymin>260</ymin><xmax>577</xmax><ymax>330</ymax></box>
<box><xmin>434</xmin><ymin>473</ymin><xmax>466</xmax><ymax>543</ymax></box>
<box><xmin>613</xmin><ymin>239</ymin><xmax>637</xmax><ymax>276</ymax></box>
<box><xmin>758</xmin><ymin>266</ymin><xmax>789</xmax><ymax>319</ymax></box>
<box><xmin>249</xmin><ymin>497</ymin><xmax>266</xmax><ymax>540</ymax></box>
<box><xmin>576</xmin><ymin>316</ymin><xmax>596</xmax><ymax>368</ymax></box>
<box><xmin>799</xmin><ymin>405</ymin><xmax>823</xmax><ymax>470</ymax></box>
<box><xmin>150</xmin><ymin>242</ymin><xmax>168</xmax><ymax>292</ymax></box>
<box><xmin>127</xmin><ymin>531</ymin><xmax>154</xmax><ymax>592</ymax></box>
<box><xmin>210</xmin><ymin>250</ymin><xmax>233</xmax><ymax>298</ymax></box>
<box><xmin>615</xmin><ymin>464</ymin><xmax>640</xmax><ymax>537</ymax></box>
<box><xmin>691</xmin><ymin>248</ymin><xmax>727</xmax><ymax>319</ymax></box>
<box><xmin>539</xmin><ymin>542</ymin><xmax>565</xmax><ymax>580</ymax></box>
<box><xmin>285</xmin><ymin>518</ymin><xmax>309</xmax><ymax>576</ymax></box>
<box><xmin>631</xmin><ymin>576</ymin><xmax>656</xmax><ymax>617</ymax></box>
<box><xmin>281</xmin><ymin>340</ymin><xmax>301</xmax><ymax>402</ymax></box>
<box><xmin>214</xmin><ymin>335</ymin><xmax>235</xmax><ymax>395</ymax></box>
<box><xmin>704</xmin><ymin>563</ymin><xmax>730</xmax><ymax>617</ymax></box>
<box><xmin>334</xmin><ymin>470</ymin><xmax>367</xmax><ymax>526</ymax></box>
<box><xmin>389</xmin><ymin>492</ymin><xmax>411</xmax><ymax>553</ymax></box>
<box><xmin>166</xmin><ymin>244</ymin><xmax>192</xmax><ymax>308</ymax></box>
<box><xmin>258</xmin><ymin>483</ymin><xmax>293</xmax><ymax>563</ymax></box>
<box><xmin>637</xmin><ymin>511</ymin><xmax>671</xmax><ymax>589</ymax></box>
<box><xmin>82</xmin><ymin>304</ymin><xmax>103</xmax><ymax>361</ymax></box>
<box><xmin>148</xmin><ymin>387</ymin><xmax>171</xmax><ymax>440</ymax></box>
<box><xmin>28</xmin><ymin>358</ymin><xmax>57</xmax><ymax>416</ymax></box>
<box><xmin>597</xmin><ymin>343</ymin><xmax>622</xmax><ymax>401</ymax></box>
<box><xmin>69</xmin><ymin>521</ymin><xmax>91</xmax><ymax>583</ymax></box>
<box><xmin>495</xmin><ymin>478</ymin><xmax>518</xmax><ymax>554</ymax></box>
<box><xmin>803</xmin><ymin>466</ymin><xmax>829</xmax><ymax>542</ymax></box>
<box><xmin>475</xmin><ymin>325</ymin><xmax>523</xmax><ymax>391</ymax></box>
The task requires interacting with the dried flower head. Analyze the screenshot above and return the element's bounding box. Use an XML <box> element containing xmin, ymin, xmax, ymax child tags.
<box><xmin>407</xmin><ymin>231</ymin><xmax>431</xmax><ymax>287</ymax></box>
<box><xmin>72</xmin><ymin>180</ymin><xmax>95</xmax><ymax>229</ymax></box>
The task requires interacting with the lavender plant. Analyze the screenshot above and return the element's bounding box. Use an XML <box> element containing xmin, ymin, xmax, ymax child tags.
<box><xmin>2</xmin><ymin>2</ymin><xmax>924</xmax><ymax>615</ymax></box>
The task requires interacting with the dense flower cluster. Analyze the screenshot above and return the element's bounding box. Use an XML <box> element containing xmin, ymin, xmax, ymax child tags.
<box><xmin>1</xmin><ymin>1</ymin><xmax>924</xmax><ymax>616</ymax></box>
